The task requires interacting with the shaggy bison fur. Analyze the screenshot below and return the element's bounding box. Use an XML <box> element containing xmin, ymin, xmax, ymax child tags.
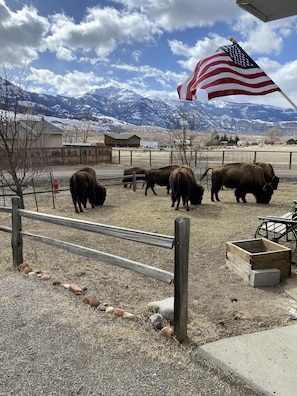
<box><xmin>144</xmin><ymin>164</ymin><xmax>179</xmax><ymax>195</ymax></box>
<box><xmin>200</xmin><ymin>162</ymin><xmax>273</xmax><ymax>204</ymax></box>
<box><xmin>169</xmin><ymin>165</ymin><xmax>204</xmax><ymax>211</ymax></box>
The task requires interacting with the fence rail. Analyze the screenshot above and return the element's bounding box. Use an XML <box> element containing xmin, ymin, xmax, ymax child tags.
<box><xmin>111</xmin><ymin>147</ymin><xmax>297</xmax><ymax>170</ymax></box>
<box><xmin>1</xmin><ymin>196</ymin><xmax>190</xmax><ymax>342</ymax></box>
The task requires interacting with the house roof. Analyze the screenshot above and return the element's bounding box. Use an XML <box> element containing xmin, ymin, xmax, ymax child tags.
<box><xmin>104</xmin><ymin>133</ymin><xmax>141</xmax><ymax>140</ymax></box>
<box><xmin>236</xmin><ymin>0</ymin><xmax>297</xmax><ymax>22</ymax></box>
<box><xmin>20</xmin><ymin>120</ymin><xmax>64</xmax><ymax>135</ymax></box>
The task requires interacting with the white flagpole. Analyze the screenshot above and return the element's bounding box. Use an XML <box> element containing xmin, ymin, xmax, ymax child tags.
<box><xmin>279</xmin><ymin>90</ymin><xmax>297</xmax><ymax>111</ymax></box>
<box><xmin>229</xmin><ymin>37</ymin><xmax>297</xmax><ymax>111</ymax></box>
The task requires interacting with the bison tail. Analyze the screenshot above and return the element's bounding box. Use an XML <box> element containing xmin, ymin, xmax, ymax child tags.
<box><xmin>200</xmin><ymin>168</ymin><xmax>212</xmax><ymax>181</ymax></box>
<box><xmin>70</xmin><ymin>174</ymin><xmax>77</xmax><ymax>197</ymax></box>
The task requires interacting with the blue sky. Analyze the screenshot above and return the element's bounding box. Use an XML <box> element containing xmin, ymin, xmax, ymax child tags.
<box><xmin>1</xmin><ymin>0</ymin><xmax>297</xmax><ymax>108</ymax></box>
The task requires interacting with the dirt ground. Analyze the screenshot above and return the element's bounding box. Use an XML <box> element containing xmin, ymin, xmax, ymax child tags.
<box><xmin>1</xmin><ymin>173</ymin><xmax>297</xmax><ymax>348</ymax></box>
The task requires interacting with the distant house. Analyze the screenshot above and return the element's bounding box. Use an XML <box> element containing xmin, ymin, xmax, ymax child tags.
<box><xmin>104</xmin><ymin>133</ymin><xmax>141</xmax><ymax>147</ymax></box>
<box><xmin>6</xmin><ymin>120</ymin><xmax>64</xmax><ymax>148</ymax></box>
<box><xmin>287</xmin><ymin>139</ymin><xmax>297</xmax><ymax>145</ymax></box>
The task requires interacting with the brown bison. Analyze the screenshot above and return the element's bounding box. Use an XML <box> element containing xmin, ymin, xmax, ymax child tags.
<box><xmin>254</xmin><ymin>162</ymin><xmax>279</xmax><ymax>190</ymax></box>
<box><xmin>169</xmin><ymin>165</ymin><xmax>204</xmax><ymax>211</ymax></box>
<box><xmin>70</xmin><ymin>170</ymin><xmax>106</xmax><ymax>213</ymax></box>
<box><xmin>200</xmin><ymin>162</ymin><xmax>273</xmax><ymax>204</ymax></box>
<box><xmin>122</xmin><ymin>167</ymin><xmax>146</xmax><ymax>188</ymax></box>
<box><xmin>145</xmin><ymin>164</ymin><xmax>179</xmax><ymax>195</ymax></box>
<box><xmin>79</xmin><ymin>166</ymin><xmax>106</xmax><ymax>207</ymax></box>
<box><xmin>70</xmin><ymin>170</ymin><xmax>96</xmax><ymax>213</ymax></box>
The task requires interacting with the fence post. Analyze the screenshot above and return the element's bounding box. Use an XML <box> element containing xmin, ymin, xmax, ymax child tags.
<box><xmin>11</xmin><ymin>196</ymin><xmax>23</xmax><ymax>267</ymax></box>
<box><xmin>174</xmin><ymin>217</ymin><xmax>190</xmax><ymax>342</ymax></box>
<box><xmin>289</xmin><ymin>152</ymin><xmax>292</xmax><ymax>170</ymax></box>
<box><xmin>132</xmin><ymin>171</ymin><xmax>137</xmax><ymax>191</ymax></box>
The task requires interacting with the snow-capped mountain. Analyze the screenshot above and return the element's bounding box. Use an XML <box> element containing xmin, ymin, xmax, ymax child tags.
<box><xmin>1</xmin><ymin>79</ymin><xmax>297</xmax><ymax>136</ymax></box>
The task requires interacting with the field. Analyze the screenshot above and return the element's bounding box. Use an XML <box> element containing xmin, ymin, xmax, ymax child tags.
<box><xmin>1</xmin><ymin>167</ymin><xmax>297</xmax><ymax>347</ymax></box>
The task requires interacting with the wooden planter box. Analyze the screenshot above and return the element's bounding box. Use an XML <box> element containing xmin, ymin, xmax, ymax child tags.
<box><xmin>226</xmin><ymin>238</ymin><xmax>291</xmax><ymax>282</ymax></box>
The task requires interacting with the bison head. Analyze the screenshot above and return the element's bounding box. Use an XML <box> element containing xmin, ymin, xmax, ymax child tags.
<box><xmin>95</xmin><ymin>183</ymin><xmax>106</xmax><ymax>205</ymax></box>
<box><xmin>190</xmin><ymin>183</ymin><xmax>204</xmax><ymax>205</ymax></box>
<box><xmin>256</xmin><ymin>183</ymin><xmax>274</xmax><ymax>204</ymax></box>
<box><xmin>271</xmin><ymin>175</ymin><xmax>279</xmax><ymax>190</ymax></box>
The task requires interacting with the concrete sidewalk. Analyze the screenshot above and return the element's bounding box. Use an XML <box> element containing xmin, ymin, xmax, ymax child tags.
<box><xmin>197</xmin><ymin>278</ymin><xmax>297</xmax><ymax>396</ymax></box>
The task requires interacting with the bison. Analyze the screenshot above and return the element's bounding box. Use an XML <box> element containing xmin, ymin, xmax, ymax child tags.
<box><xmin>70</xmin><ymin>170</ymin><xmax>96</xmax><ymax>213</ymax></box>
<box><xmin>169</xmin><ymin>165</ymin><xmax>204</xmax><ymax>211</ymax></box>
<box><xmin>70</xmin><ymin>170</ymin><xmax>106</xmax><ymax>213</ymax></box>
<box><xmin>79</xmin><ymin>166</ymin><xmax>106</xmax><ymax>207</ymax></box>
<box><xmin>254</xmin><ymin>162</ymin><xmax>279</xmax><ymax>190</ymax></box>
<box><xmin>122</xmin><ymin>167</ymin><xmax>146</xmax><ymax>188</ymax></box>
<box><xmin>144</xmin><ymin>164</ymin><xmax>179</xmax><ymax>195</ymax></box>
<box><xmin>200</xmin><ymin>162</ymin><xmax>273</xmax><ymax>204</ymax></box>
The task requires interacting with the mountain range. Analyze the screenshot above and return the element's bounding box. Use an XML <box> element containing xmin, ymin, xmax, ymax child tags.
<box><xmin>2</xmin><ymin>79</ymin><xmax>297</xmax><ymax>136</ymax></box>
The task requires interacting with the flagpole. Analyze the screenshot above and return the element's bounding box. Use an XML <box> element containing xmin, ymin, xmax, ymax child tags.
<box><xmin>279</xmin><ymin>90</ymin><xmax>297</xmax><ymax>111</ymax></box>
<box><xmin>229</xmin><ymin>37</ymin><xmax>297</xmax><ymax>111</ymax></box>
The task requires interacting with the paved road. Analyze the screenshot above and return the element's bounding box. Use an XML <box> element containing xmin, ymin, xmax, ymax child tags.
<box><xmin>47</xmin><ymin>166</ymin><xmax>297</xmax><ymax>184</ymax></box>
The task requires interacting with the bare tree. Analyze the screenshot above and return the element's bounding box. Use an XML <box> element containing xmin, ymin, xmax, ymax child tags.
<box><xmin>75</xmin><ymin>118</ymin><xmax>92</xmax><ymax>143</ymax></box>
<box><xmin>266</xmin><ymin>127</ymin><xmax>282</xmax><ymax>144</ymax></box>
<box><xmin>0</xmin><ymin>66</ymin><xmax>46</xmax><ymax>208</ymax></box>
<box><xmin>62</xmin><ymin>123</ymin><xmax>79</xmax><ymax>143</ymax></box>
<box><xmin>63</xmin><ymin>118</ymin><xmax>93</xmax><ymax>144</ymax></box>
<box><xmin>169</xmin><ymin>108</ymin><xmax>199</xmax><ymax>166</ymax></box>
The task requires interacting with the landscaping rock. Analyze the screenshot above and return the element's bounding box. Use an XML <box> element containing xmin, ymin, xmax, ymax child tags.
<box><xmin>82</xmin><ymin>296</ymin><xmax>100</xmax><ymax>308</ymax></box>
<box><xmin>122</xmin><ymin>312</ymin><xmax>134</xmax><ymax>319</ymax></box>
<box><xmin>114</xmin><ymin>307</ymin><xmax>125</xmax><ymax>316</ymax></box>
<box><xmin>16</xmin><ymin>262</ymin><xmax>30</xmax><ymax>271</ymax></box>
<box><xmin>149</xmin><ymin>313</ymin><xmax>165</xmax><ymax>330</ymax></box>
<box><xmin>147</xmin><ymin>297</ymin><xmax>174</xmax><ymax>321</ymax></box>
<box><xmin>159</xmin><ymin>326</ymin><xmax>174</xmax><ymax>337</ymax></box>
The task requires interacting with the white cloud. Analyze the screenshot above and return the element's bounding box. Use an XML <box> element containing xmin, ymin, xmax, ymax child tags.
<box><xmin>0</xmin><ymin>1</ymin><xmax>49</xmax><ymax>64</ymax></box>
<box><xmin>42</xmin><ymin>6</ymin><xmax>162</xmax><ymax>60</ymax></box>
<box><xmin>27</xmin><ymin>67</ymin><xmax>104</xmax><ymax>96</ymax></box>
<box><xmin>112</xmin><ymin>0</ymin><xmax>243</xmax><ymax>30</ymax></box>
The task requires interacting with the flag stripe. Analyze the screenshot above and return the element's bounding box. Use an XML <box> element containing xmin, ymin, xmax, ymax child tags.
<box><xmin>199</xmin><ymin>72</ymin><xmax>279</xmax><ymax>91</ymax></box>
<box><xmin>177</xmin><ymin>43</ymin><xmax>280</xmax><ymax>101</ymax></box>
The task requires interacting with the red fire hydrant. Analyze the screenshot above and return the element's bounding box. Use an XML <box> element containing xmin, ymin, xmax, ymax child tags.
<box><xmin>53</xmin><ymin>177</ymin><xmax>59</xmax><ymax>194</ymax></box>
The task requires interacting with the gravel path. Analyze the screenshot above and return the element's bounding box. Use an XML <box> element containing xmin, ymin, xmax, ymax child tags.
<box><xmin>0</xmin><ymin>269</ymin><xmax>260</xmax><ymax>396</ymax></box>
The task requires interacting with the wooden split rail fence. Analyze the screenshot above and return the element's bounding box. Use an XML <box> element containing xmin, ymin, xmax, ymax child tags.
<box><xmin>0</xmin><ymin>196</ymin><xmax>190</xmax><ymax>342</ymax></box>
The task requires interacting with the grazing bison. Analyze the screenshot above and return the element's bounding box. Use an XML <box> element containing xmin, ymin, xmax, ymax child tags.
<box><xmin>145</xmin><ymin>164</ymin><xmax>179</xmax><ymax>195</ymax></box>
<box><xmin>70</xmin><ymin>170</ymin><xmax>97</xmax><ymax>213</ymax></box>
<box><xmin>169</xmin><ymin>165</ymin><xmax>204</xmax><ymax>211</ymax></box>
<box><xmin>200</xmin><ymin>162</ymin><xmax>273</xmax><ymax>204</ymax></box>
<box><xmin>78</xmin><ymin>166</ymin><xmax>106</xmax><ymax>207</ymax></box>
<box><xmin>254</xmin><ymin>162</ymin><xmax>279</xmax><ymax>190</ymax></box>
<box><xmin>122</xmin><ymin>167</ymin><xmax>146</xmax><ymax>188</ymax></box>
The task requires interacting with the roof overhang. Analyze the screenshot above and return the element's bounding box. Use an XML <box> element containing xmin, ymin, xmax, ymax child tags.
<box><xmin>236</xmin><ymin>0</ymin><xmax>297</xmax><ymax>22</ymax></box>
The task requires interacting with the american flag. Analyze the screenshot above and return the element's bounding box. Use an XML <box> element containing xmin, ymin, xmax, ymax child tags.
<box><xmin>177</xmin><ymin>42</ymin><xmax>280</xmax><ymax>101</ymax></box>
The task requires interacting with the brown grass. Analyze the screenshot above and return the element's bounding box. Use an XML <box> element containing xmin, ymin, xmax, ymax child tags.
<box><xmin>1</xmin><ymin>176</ymin><xmax>297</xmax><ymax>346</ymax></box>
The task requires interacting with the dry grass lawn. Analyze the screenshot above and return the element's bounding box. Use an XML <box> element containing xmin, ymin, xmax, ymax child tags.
<box><xmin>1</xmin><ymin>173</ymin><xmax>297</xmax><ymax>346</ymax></box>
